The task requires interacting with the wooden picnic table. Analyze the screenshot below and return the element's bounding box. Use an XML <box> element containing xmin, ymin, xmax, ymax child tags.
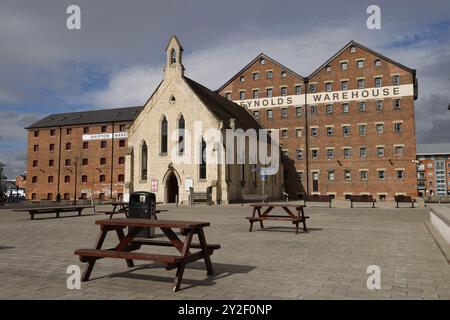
<box><xmin>13</xmin><ymin>205</ymin><xmax>94</xmax><ymax>220</ymax></box>
<box><xmin>246</xmin><ymin>203</ymin><xmax>309</xmax><ymax>234</ymax></box>
<box><xmin>100</xmin><ymin>201</ymin><xmax>167</xmax><ymax>219</ymax></box>
<box><xmin>74</xmin><ymin>218</ymin><xmax>220</xmax><ymax>292</ymax></box>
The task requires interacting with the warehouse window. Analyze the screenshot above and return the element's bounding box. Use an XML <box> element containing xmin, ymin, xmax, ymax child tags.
<box><xmin>360</xmin><ymin>171</ymin><xmax>368</xmax><ymax>181</ymax></box>
<box><xmin>50</xmin><ymin>129</ymin><xmax>55</xmax><ymax>136</ymax></box>
<box><xmin>64</xmin><ymin>175</ymin><xmax>70</xmax><ymax>183</ymax></box>
<box><xmin>342</xmin><ymin>103</ymin><xmax>349</xmax><ymax>113</ymax></box>
<box><xmin>118</xmin><ymin>157</ymin><xmax>125</xmax><ymax>165</ymax></box>
<box><xmin>49</xmin><ymin>159</ymin><xmax>54</xmax><ymax>167</ymax></box>
<box><xmin>101</xmin><ymin>125</ymin><xmax>107</xmax><ymax>133</ymax></box>
<box><xmin>48</xmin><ymin>176</ymin><xmax>53</xmax><ymax>183</ymax></box>
<box><xmin>83</xmin><ymin>127</ymin><xmax>89</xmax><ymax>134</ymax></box>
<box><xmin>83</xmin><ymin>142</ymin><xmax>89</xmax><ymax>149</ymax></box>
<box><xmin>49</xmin><ymin>144</ymin><xmax>55</xmax><ymax>151</ymax></box>
<box><xmin>100</xmin><ymin>158</ymin><xmax>106</xmax><ymax>165</ymax></box>
<box><xmin>66</xmin><ymin>143</ymin><xmax>71</xmax><ymax>150</ymax></box>
<box><xmin>81</xmin><ymin>175</ymin><xmax>88</xmax><ymax>183</ymax></box>
<box><xmin>33</xmin><ymin>145</ymin><xmax>39</xmax><ymax>152</ymax></box>
<box><xmin>392</xmin><ymin>75</ymin><xmax>400</xmax><ymax>86</ymax></box>
<box><xmin>344</xmin><ymin>170</ymin><xmax>352</xmax><ymax>181</ymax></box>
<box><xmin>118</xmin><ymin>174</ymin><xmax>124</xmax><ymax>182</ymax></box>
<box><xmin>33</xmin><ymin>160</ymin><xmax>38</xmax><ymax>167</ymax></box>
<box><xmin>99</xmin><ymin>175</ymin><xmax>106</xmax><ymax>182</ymax></box>
<box><xmin>100</xmin><ymin>141</ymin><xmax>107</xmax><ymax>148</ymax></box>
<box><xmin>375</xmin><ymin>77</ymin><xmax>382</xmax><ymax>87</ymax></box>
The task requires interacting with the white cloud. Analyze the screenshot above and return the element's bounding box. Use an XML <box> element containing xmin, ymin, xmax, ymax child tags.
<box><xmin>75</xmin><ymin>66</ymin><xmax>163</xmax><ymax>108</ymax></box>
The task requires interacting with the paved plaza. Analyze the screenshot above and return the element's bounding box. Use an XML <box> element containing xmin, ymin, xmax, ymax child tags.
<box><xmin>0</xmin><ymin>202</ymin><xmax>449</xmax><ymax>300</ymax></box>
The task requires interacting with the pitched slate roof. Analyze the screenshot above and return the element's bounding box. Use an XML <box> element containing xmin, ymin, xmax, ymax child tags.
<box><xmin>216</xmin><ymin>53</ymin><xmax>303</xmax><ymax>93</ymax></box>
<box><xmin>416</xmin><ymin>143</ymin><xmax>450</xmax><ymax>155</ymax></box>
<box><xmin>308</xmin><ymin>40</ymin><xmax>416</xmax><ymax>79</ymax></box>
<box><xmin>25</xmin><ymin>106</ymin><xmax>143</xmax><ymax>129</ymax></box>
<box><xmin>184</xmin><ymin>77</ymin><xmax>263</xmax><ymax>130</ymax></box>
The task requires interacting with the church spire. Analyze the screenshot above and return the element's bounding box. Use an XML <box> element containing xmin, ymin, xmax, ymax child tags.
<box><xmin>164</xmin><ymin>35</ymin><xmax>184</xmax><ymax>78</ymax></box>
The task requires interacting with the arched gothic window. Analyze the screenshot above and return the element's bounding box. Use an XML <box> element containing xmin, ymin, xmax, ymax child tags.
<box><xmin>199</xmin><ymin>138</ymin><xmax>207</xmax><ymax>179</ymax></box>
<box><xmin>170</xmin><ymin>49</ymin><xmax>176</xmax><ymax>65</ymax></box>
<box><xmin>141</xmin><ymin>141</ymin><xmax>148</xmax><ymax>180</ymax></box>
<box><xmin>161</xmin><ymin>116</ymin><xmax>168</xmax><ymax>154</ymax></box>
<box><xmin>178</xmin><ymin>115</ymin><xmax>185</xmax><ymax>155</ymax></box>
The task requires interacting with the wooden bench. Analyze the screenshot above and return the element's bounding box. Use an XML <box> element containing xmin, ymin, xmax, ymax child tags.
<box><xmin>241</xmin><ymin>194</ymin><xmax>269</xmax><ymax>206</ymax></box>
<box><xmin>13</xmin><ymin>205</ymin><xmax>94</xmax><ymax>220</ymax></box>
<box><xmin>74</xmin><ymin>218</ymin><xmax>220</xmax><ymax>292</ymax></box>
<box><xmin>301</xmin><ymin>194</ymin><xmax>333</xmax><ymax>208</ymax></box>
<box><xmin>189</xmin><ymin>187</ymin><xmax>212</xmax><ymax>206</ymax></box>
<box><xmin>349</xmin><ymin>195</ymin><xmax>377</xmax><ymax>208</ymax></box>
<box><xmin>394</xmin><ymin>195</ymin><xmax>417</xmax><ymax>208</ymax></box>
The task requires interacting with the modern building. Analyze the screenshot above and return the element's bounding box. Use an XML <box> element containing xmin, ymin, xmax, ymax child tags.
<box><xmin>25</xmin><ymin>107</ymin><xmax>142</xmax><ymax>201</ymax></box>
<box><xmin>124</xmin><ymin>36</ymin><xmax>283</xmax><ymax>204</ymax></box>
<box><xmin>416</xmin><ymin>143</ymin><xmax>450</xmax><ymax>196</ymax></box>
<box><xmin>218</xmin><ymin>40</ymin><xmax>418</xmax><ymax>200</ymax></box>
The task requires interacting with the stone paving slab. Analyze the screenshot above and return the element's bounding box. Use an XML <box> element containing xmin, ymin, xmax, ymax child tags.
<box><xmin>0</xmin><ymin>204</ymin><xmax>449</xmax><ymax>299</ymax></box>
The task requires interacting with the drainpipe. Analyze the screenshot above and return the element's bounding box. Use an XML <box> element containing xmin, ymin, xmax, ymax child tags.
<box><xmin>304</xmin><ymin>77</ymin><xmax>310</xmax><ymax>195</ymax></box>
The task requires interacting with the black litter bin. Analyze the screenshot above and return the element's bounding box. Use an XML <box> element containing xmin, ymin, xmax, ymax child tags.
<box><xmin>128</xmin><ymin>191</ymin><xmax>156</xmax><ymax>238</ymax></box>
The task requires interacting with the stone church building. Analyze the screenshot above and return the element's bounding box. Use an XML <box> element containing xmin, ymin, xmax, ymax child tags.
<box><xmin>124</xmin><ymin>36</ymin><xmax>283</xmax><ymax>204</ymax></box>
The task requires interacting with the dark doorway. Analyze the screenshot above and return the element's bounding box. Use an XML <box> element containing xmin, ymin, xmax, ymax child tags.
<box><xmin>166</xmin><ymin>172</ymin><xmax>179</xmax><ymax>203</ymax></box>
<box><xmin>312</xmin><ymin>172</ymin><xmax>319</xmax><ymax>193</ymax></box>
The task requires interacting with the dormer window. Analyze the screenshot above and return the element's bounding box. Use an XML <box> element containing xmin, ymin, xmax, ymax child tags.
<box><xmin>170</xmin><ymin>49</ymin><xmax>176</xmax><ymax>65</ymax></box>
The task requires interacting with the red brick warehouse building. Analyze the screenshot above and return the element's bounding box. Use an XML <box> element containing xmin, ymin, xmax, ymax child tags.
<box><xmin>218</xmin><ymin>40</ymin><xmax>418</xmax><ymax>200</ymax></box>
<box><xmin>25</xmin><ymin>107</ymin><xmax>142</xmax><ymax>201</ymax></box>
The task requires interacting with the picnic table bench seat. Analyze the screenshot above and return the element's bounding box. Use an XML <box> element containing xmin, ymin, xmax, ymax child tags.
<box><xmin>349</xmin><ymin>195</ymin><xmax>377</xmax><ymax>208</ymax></box>
<box><xmin>241</xmin><ymin>194</ymin><xmax>269</xmax><ymax>206</ymax></box>
<box><xmin>394</xmin><ymin>195</ymin><xmax>417</xmax><ymax>208</ymax></box>
<box><xmin>75</xmin><ymin>248</ymin><xmax>182</xmax><ymax>264</ymax></box>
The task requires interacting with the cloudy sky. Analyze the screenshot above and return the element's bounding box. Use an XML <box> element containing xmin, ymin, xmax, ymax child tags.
<box><xmin>0</xmin><ymin>0</ymin><xmax>449</xmax><ymax>178</ymax></box>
